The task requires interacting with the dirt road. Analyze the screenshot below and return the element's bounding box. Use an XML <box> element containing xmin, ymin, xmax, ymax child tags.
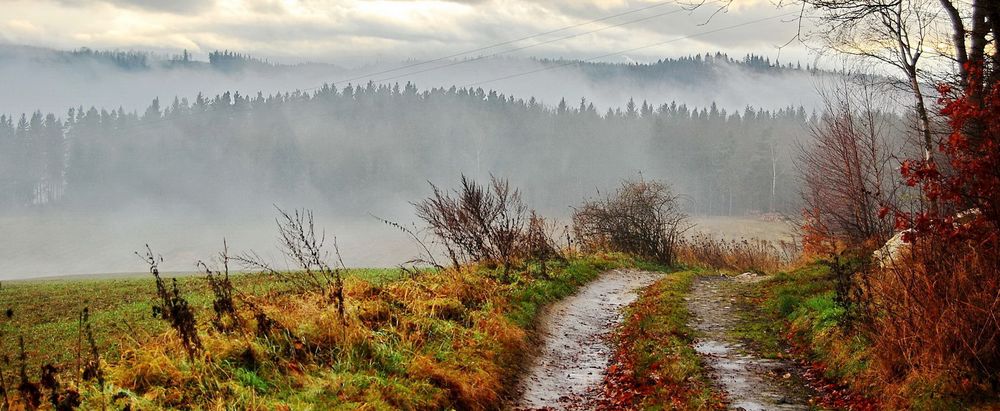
<box><xmin>511</xmin><ymin>269</ymin><xmax>663</xmax><ymax>410</ymax></box>
<box><xmin>688</xmin><ymin>275</ymin><xmax>813</xmax><ymax>410</ymax></box>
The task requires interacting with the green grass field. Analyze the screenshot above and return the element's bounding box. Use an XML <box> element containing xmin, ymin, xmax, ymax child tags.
<box><xmin>0</xmin><ymin>253</ymin><xmax>655</xmax><ymax>409</ymax></box>
<box><xmin>0</xmin><ymin>268</ymin><xmax>403</xmax><ymax>373</ymax></box>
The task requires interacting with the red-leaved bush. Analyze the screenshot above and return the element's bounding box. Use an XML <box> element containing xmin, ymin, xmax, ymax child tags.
<box><xmin>871</xmin><ymin>69</ymin><xmax>1000</xmax><ymax>403</ymax></box>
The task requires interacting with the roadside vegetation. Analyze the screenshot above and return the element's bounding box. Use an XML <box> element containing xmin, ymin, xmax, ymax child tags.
<box><xmin>786</xmin><ymin>49</ymin><xmax>1000</xmax><ymax>410</ymax></box>
<box><xmin>0</xmin><ymin>234</ymin><xmax>642</xmax><ymax>409</ymax></box>
<box><xmin>681</xmin><ymin>228</ymin><xmax>999</xmax><ymax>409</ymax></box>
<box><xmin>731</xmin><ymin>263</ymin><xmax>880</xmax><ymax>410</ymax></box>
<box><xmin>782</xmin><ymin>1</ymin><xmax>1000</xmax><ymax>408</ymax></box>
<box><xmin>597</xmin><ymin>270</ymin><xmax>725</xmax><ymax>410</ymax></box>
<box><xmin>0</xmin><ymin>176</ymin><xmax>689</xmax><ymax>410</ymax></box>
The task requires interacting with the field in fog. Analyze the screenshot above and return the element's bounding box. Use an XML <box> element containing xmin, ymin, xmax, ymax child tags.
<box><xmin>0</xmin><ymin>213</ymin><xmax>790</xmax><ymax>279</ymax></box>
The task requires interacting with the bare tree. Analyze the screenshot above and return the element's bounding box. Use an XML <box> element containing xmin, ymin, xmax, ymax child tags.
<box><xmin>792</xmin><ymin>0</ymin><xmax>939</xmax><ymax>161</ymax></box>
<box><xmin>937</xmin><ymin>1</ymin><xmax>1000</xmax><ymax>96</ymax></box>
<box><xmin>935</xmin><ymin>0</ymin><xmax>1000</xmax><ymax>148</ymax></box>
<box><xmin>799</xmin><ymin>77</ymin><xmax>902</xmax><ymax>247</ymax></box>
<box><xmin>772</xmin><ymin>0</ymin><xmax>999</xmax><ymax>153</ymax></box>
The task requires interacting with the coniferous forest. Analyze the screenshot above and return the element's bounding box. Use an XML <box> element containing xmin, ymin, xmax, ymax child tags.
<box><xmin>2</xmin><ymin>0</ymin><xmax>999</xmax><ymax>409</ymax></box>
<box><xmin>0</xmin><ymin>81</ymin><xmax>836</xmax><ymax>217</ymax></box>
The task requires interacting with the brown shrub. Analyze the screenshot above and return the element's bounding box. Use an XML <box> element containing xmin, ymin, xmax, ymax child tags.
<box><xmin>867</xmin><ymin>237</ymin><xmax>1000</xmax><ymax>401</ymax></box>
<box><xmin>798</xmin><ymin>78</ymin><xmax>901</xmax><ymax>249</ymax></box>
<box><xmin>415</xmin><ymin>175</ymin><xmax>529</xmax><ymax>277</ymax></box>
<box><xmin>573</xmin><ymin>178</ymin><xmax>689</xmax><ymax>265</ymax></box>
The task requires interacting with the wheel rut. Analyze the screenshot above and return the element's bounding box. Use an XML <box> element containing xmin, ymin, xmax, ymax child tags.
<box><xmin>510</xmin><ymin>269</ymin><xmax>662</xmax><ymax>410</ymax></box>
<box><xmin>688</xmin><ymin>275</ymin><xmax>814</xmax><ymax>410</ymax></box>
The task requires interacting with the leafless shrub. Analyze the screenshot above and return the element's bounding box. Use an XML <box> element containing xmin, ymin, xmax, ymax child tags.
<box><xmin>523</xmin><ymin>211</ymin><xmax>564</xmax><ymax>260</ymax></box>
<box><xmin>77</xmin><ymin>307</ymin><xmax>103</xmax><ymax>390</ymax></box>
<box><xmin>521</xmin><ymin>211</ymin><xmax>566</xmax><ymax>278</ymax></box>
<box><xmin>17</xmin><ymin>337</ymin><xmax>40</xmax><ymax>409</ymax></box>
<box><xmin>137</xmin><ymin>245</ymin><xmax>202</xmax><ymax>360</ymax></box>
<box><xmin>235</xmin><ymin>207</ymin><xmax>346</xmax><ymax>324</ymax></box>
<box><xmin>372</xmin><ymin>215</ymin><xmax>444</xmax><ymax>276</ymax></box>
<box><xmin>197</xmin><ymin>240</ymin><xmax>243</xmax><ymax>333</ymax></box>
<box><xmin>573</xmin><ymin>178</ymin><xmax>689</xmax><ymax>265</ymax></box>
<box><xmin>414</xmin><ymin>175</ymin><xmax>527</xmax><ymax>276</ymax></box>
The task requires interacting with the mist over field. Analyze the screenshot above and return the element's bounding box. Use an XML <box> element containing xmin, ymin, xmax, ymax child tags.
<box><xmin>0</xmin><ymin>47</ymin><xmax>835</xmax><ymax>279</ymax></box>
<box><xmin>2</xmin><ymin>1</ymin><xmax>996</xmax><ymax>408</ymax></box>
<box><xmin>0</xmin><ymin>44</ymin><xmax>828</xmax><ymax>116</ymax></box>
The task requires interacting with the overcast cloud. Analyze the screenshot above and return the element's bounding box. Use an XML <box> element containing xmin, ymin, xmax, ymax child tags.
<box><xmin>1</xmin><ymin>0</ymin><xmax>814</xmax><ymax>66</ymax></box>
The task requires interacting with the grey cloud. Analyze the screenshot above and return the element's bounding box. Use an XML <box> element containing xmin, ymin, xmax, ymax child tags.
<box><xmin>54</xmin><ymin>0</ymin><xmax>215</xmax><ymax>14</ymax></box>
<box><xmin>14</xmin><ymin>0</ymin><xmax>812</xmax><ymax>67</ymax></box>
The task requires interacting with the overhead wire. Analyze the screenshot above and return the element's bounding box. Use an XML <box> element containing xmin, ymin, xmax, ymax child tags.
<box><xmin>462</xmin><ymin>11</ymin><xmax>801</xmax><ymax>88</ymax></box>
<box><xmin>304</xmin><ymin>1</ymin><xmax>680</xmax><ymax>89</ymax></box>
<box><xmin>60</xmin><ymin>8</ymin><xmax>796</xmax><ymax>133</ymax></box>
<box><xmin>367</xmin><ymin>7</ymin><xmax>686</xmax><ymax>84</ymax></box>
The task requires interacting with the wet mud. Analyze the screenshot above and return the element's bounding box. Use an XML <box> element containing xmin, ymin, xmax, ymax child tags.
<box><xmin>511</xmin><ymin>269</ymin><xmax>663</xmax><ymax>410</ymax></box>
<box><xmin>688</xmin><ymin>275</ymin><xmax>814</xmax><ymax>410</ymax></box>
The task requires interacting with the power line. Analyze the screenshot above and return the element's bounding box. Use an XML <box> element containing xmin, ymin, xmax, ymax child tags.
<box><xmin>305</xmin><ymin>1</ymin><xmax>678</xmax><ymax>89</ymax></box>
<box><xmin>61</xmin><ymin>4</ymin><xmax>687</xmax><ymax>133</ymax></box>
<box><xmin>462</xmin><ymin>11</ymin><xmax>800</xmax><ymax>88</ymax></box>
<box><xmin>59</xmin><ymin>11</ymin><xmax>796</xmax><ymax>134</ymax></box>
<box><xmin>368</xmin><ymin>7</ymin><xmax>685</xmax><ymax>84</ymax></box>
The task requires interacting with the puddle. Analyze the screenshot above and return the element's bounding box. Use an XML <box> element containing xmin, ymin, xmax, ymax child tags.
<box><xmin>510</xmin><ymin>269</ymin><xmax>663</xmax><ymax>410</ymax></box>
<box><xmin>688</xmin><ymin>275</ymin><xmax>813</xmax><ymax>410</ymax></box>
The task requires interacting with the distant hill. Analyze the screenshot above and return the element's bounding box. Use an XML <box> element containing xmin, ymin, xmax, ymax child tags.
<box><xmin>0</xmin><ymin>44</ymin><xmax>837</xmax><ymax>117</ymax></box>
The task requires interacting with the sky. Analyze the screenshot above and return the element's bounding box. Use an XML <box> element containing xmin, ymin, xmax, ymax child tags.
<box><xmin>1</xmin><ymin>0</ymin><xmax>815</xmax><ymax>67</ymax></box>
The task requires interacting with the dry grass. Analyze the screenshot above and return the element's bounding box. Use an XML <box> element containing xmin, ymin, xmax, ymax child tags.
<box><xmin>0</xmin><ymin>253</ymin><xmax>645</xmax><ymax>409</ymax></box>
<box><xmin>866</xmin><ymin>237</ymin><xmax>1000</xmax><ymax>408</ymax></box>
<box><xmin>687</xmin><ymin>216</ymin><xmax>795</xmax><ymax>244</ymax></box>
<box><xmin>677</xmin><ymin>232</ymin><xmax>799</xmax><ymax>274</ymax></box>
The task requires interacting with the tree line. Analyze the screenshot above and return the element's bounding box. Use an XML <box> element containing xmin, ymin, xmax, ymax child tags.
<box><xmin>0</xmin><ymin>81</ymin><xmax>851</xmax><ymax>216</ymax></box>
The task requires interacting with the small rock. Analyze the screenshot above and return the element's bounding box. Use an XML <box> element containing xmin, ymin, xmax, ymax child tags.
<box><xmin>783</xmin><ymin>372</ymin><xmax>792</xmax><ymax>379</ymax></box>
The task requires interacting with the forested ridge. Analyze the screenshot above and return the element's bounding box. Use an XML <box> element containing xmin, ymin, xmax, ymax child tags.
<box><xmin>0</xmin><ymin>80</ymin><xmax>853</xmax><ymax>216</ymax></box>
<box><xmin>1</xmin><ymin>45</ymin><xmax>823</xmax><ymax>78</ymax></box>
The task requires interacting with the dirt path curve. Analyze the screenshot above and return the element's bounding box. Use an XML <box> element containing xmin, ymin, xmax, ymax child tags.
<box><xmin>688</xmin><ymin>275</ymin><xmax>813</xmax><ymax>410</ymax></box>
<box><xmin>511</xmin><ymin>269</ymin><xmax>663</xmax><ymax>410</ymax></box>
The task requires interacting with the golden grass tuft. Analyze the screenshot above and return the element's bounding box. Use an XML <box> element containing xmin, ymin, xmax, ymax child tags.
<box><xmin>2</xmin><ymin>255</ymin><xmax>638</xmax><ymax>409</ymax></box>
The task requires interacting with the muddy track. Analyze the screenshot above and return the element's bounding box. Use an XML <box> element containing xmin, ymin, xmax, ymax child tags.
<box><xmin>688</xmin><ymin>275</ymin><xmax>813</xmax><ymax>410</ymax></box>
<box><xmin>510</xmin><ymin>269</ymin><xmax>663</xmax><ymax>410</ymax></box>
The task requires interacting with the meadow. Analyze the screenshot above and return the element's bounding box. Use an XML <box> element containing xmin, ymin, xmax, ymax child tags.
<box><xmin>0</xmin><ymin>269</ymin><xmax>403</xmax><ymax>378</ymax></box>
<box><xmin>0</xmin><ymin>248</ymin><xmax>663</xmax><ymax>409</ymax></box>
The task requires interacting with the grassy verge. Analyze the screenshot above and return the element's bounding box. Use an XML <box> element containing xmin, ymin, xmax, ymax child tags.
<box><xmin>733</xmin><ymin>261</ymin><xmax>1000</xmax><ymax>410</ymax></box>
<box><xmin>731</xmin><ymin>263</ymin><xmax>880</xmax><ymax>409</ymax></box>
<box><xmin>0</xmin><ymin>252</ymin><xmax>647</xmax><ymax>410</ymax></box>
<box><xmin>598</xmin><ymin>270</ymin><xmax>724</xmax><ymax>410</ymax></box>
